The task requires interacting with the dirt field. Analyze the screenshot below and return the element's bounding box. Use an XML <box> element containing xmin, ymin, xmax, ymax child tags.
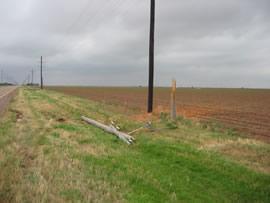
<box><xmin>47</xmin><ymin>87</ymin><xmax>270</xmax><ymax>139</ymax></box>
<box><xmin>0</xmin><ymin>86</ymin><xmax>18</xmax><ymax>116</ymax></box>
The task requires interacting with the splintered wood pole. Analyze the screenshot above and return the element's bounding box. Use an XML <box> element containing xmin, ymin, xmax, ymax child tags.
<box><xmin>148</xmin><ymin>0</ymin><xmax>155</xmax><ymax>113</ymax></box>
<box><xmin>171</xmin><ymin>78</ymin><xmax>177</xmax><ymax>120</ymax></box>
<box><xmin>81</xmin><ymin>116</ymin><xmax>134</xmax><ymax>145</ymax></box>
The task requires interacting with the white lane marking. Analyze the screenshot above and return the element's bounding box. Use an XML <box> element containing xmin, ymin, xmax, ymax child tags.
<box><xmin>0</xmin><ymin>87</ymin><xmax>18</xmax><ymax>100</ymax></box>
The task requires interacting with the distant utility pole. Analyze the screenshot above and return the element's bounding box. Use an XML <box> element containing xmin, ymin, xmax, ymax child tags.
<box><xmin>148</xmin><ymin>0</ymin><xmax>155</xmax><ymax>113</ymax></box>
<box><xmin>40</xmin><ymin>56</ymin><xmax>44</xmax><ymax>89</ymax></box>
<box><xmin>0</xmin><ymin>70</ymin><xmax>3</xmax><ymax>83</ymax></box>
<box><xmin>31</xmin><ymin>69</ymin><xmax>34</xmax><ymax>86</ymax></box>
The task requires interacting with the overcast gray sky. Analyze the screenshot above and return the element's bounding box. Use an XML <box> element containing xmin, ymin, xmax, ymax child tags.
<box><xmin>0</xmin><ymin>0</ymin><xmax>270</xmax><ymax>88</ymax></box>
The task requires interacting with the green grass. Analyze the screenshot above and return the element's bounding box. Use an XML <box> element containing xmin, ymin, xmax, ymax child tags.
<box><xmin>53</xmin><ymin>123</ymin><xmax>86</xmax><ymax>134</ymax></box>
<box><xmin>50</xmin><ymin>131</ymin><xmax>60</xmax><ymax>138</ymax></box>
<box><xmin>0</xmin><ymin>87</ymin><xmax>269</xmax><ymax>202</ymax></box>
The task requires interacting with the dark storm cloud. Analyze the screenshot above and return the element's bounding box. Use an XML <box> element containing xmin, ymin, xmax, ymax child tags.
<box><xmin>0</xmin><ymin>0</ymin><xmax>269</xmax><ymax>88</ymax></box>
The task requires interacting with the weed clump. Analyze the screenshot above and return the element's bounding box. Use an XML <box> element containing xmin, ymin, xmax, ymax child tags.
<box><xmin>160</xmin><ymin>112</ymin><xmax>168</xmax><ymax>122</ymax></box>
<box><xmin>201</xmin><ymin>123</ymin><xmax>208</xmax><ymax>129</ymax></box>
<box><xmin>227</xmin><ymin>128</ymin><xmax>240</xmax><ymax>136</ymax></box>
<box><xmin>50</xmin><ymin>131</ymin><xmax>60</xmax><ymax>138</ymax></box>
<box><xmin>176</xmin><ymin>115</ymin><xmax>193</xmax><ymax>127</ymax></box>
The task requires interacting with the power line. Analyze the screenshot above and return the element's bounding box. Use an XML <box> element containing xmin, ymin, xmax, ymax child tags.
<box><xmin>0</xmin><ymin>70</ymin><xmax>18</xmax><ymax>85</ymax></box>
<box><xmin>35</xmin><ymin>0</ymin><xmax>149</xmax><ymax>96</ymax></box>
<box><xmin>56</xmin><ymin>0</ymin><xmax>143</xmax><ymax>56</ymax></box>
<box><xmin>47</xmin><ymin>0</ymin><xmax>109</xmax><ymax>56</ymax></box>
<box><xmin>48</xmin><ymin>0</ymin><xmax>140</xmax><ymax>58</ymax></box>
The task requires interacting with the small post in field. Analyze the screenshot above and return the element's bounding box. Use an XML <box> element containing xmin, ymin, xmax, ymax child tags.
<box><xmin>171</xmin><ymin>78</ymin><xmax>176</xmax><ymax>120</ymax></box>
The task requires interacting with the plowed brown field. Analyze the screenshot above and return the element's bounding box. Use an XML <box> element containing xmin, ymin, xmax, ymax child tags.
<box><xmin>47</xmin><ymin>87</ymin><xmax>270</xmax><ymax>139</ymax></box>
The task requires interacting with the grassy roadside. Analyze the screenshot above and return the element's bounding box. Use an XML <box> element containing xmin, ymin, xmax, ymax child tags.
<box><xmin>0</xmin><ymin>87</ymin><xmax>269</xmax><ymax>202</ymax></box>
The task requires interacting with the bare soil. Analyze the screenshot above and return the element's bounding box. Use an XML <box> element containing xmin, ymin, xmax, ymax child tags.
<box><xmin>47</xmin><ymin>87</ymin><xmax>270</xmax><ymax>139</ymax></box>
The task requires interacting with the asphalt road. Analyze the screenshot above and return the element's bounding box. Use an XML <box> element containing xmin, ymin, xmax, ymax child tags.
<box><xmin>0</xmin><ymin>86</ymin><xmax>18</xmax><ymax>116</ymax></box>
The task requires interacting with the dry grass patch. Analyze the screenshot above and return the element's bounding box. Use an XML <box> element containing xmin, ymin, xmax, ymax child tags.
<box><xmin>76</xmin><ymin>143</ymin><xmax>120</xmax><ymax>158</ymax></box>
<box><xmin>220</xmin><ymin>145</ymin><xmax>270</xmax><ymax>174</ymax></box>
<box><xmin>194</xmin><ymin>135</ymin><xmax>270</xmax><ymax>174</ymax></box>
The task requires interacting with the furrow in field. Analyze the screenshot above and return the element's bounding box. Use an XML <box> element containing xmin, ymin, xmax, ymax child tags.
<box><xmin>186</xmin><ymin>111</ymin><xmax>270</xmax><ymax>129</ymax></box>
<box><xmin>198</xmin><ymin>116</ymin><xmax>270</xmax><ymax>137</ymax></box>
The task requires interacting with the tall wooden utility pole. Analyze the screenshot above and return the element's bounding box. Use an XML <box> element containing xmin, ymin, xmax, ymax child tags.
<box><xmin>40</xmin><ymin>56</ymin><xmax>43</xmax><ymax>89</ymax></box>
<box><xmin>148</xmin><ymin>0</ymin><xmax>155</xmax><ymax>113</ymax></box>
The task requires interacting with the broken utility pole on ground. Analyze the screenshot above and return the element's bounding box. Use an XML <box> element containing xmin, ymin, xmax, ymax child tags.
<box><xmin>82</xmin><ymin>116</ymin><xmax>135</xmax><ymax>145</ymax></box>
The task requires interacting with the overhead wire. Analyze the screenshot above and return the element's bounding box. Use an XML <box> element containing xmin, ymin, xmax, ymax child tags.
<box><xmin>42</xmin><ymin>0</ymin><xmax>145</xmax><ymax>84</ymax></box>
<box><xmin>0</xmin><ymin>70</ymin><xmax>18</xmax><ymax>85</ymax></box>
<box><xmin>61</xmin><ymin>0</ymin><xmax>144</xmax><ymax>54</ymax></box>
<box><xmin>49</xmin><ymin>0</ymin><xmax>140</xmax><ymax>56</ymax></box>
<box><xmin>23</xmin><ymin>1</ymin><xmax>144</xmax><ymax>85</ymax></box>
<box><xmin>47</xmin><ymin>0</ymin><xmax>109</xmax><ymax>57</ymax></box>
<box><xmin>65</xmin><ymin>0</ymin><xmax>126</xmax><ymax>52</ymax></box>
